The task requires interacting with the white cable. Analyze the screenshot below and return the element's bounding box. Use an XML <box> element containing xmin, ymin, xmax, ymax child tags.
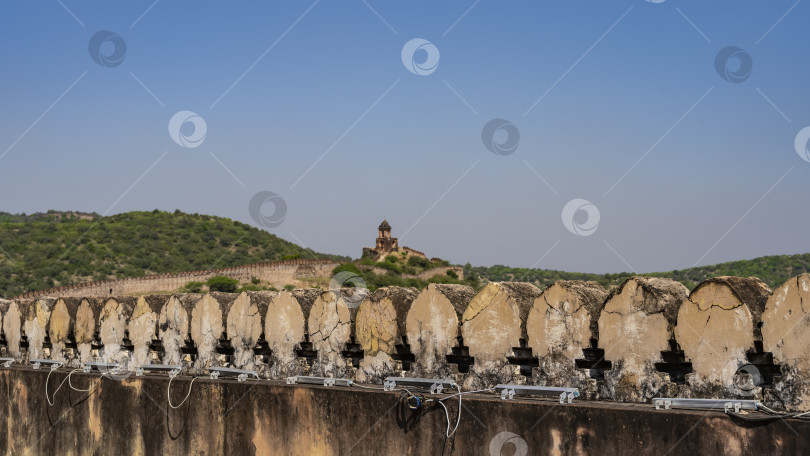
<box><xmin>352</xmin><ymin>383</ymin><xmax>387</xmax><ymax>391</ymax></box>
<box><xmin>168</xmin><ymin>375</ymin><xmax>197</xmax><ymax>409</ymax></box>
<box><xmin>757</xmin><ymin>402</ymin><xmax>810</xmax><ymax>418</ymax></box>
<box><xmin>69</xmin><ymin>370</ymin><xmax>103</xmax><ymax>393</ymax></box>
<box><xmin>439</xmin><ymin>387</ymin><xmax>494</xmax><ymax>400</ymax></box>
<box><xmin>46</xmin><ymin>368</ymin><xmax>97</xmax><ymax>406</ymax></box>
<box><xmin>435</xmin><ymin>385</ymin><xmax>462</xmax><ymax>438</ymax></box>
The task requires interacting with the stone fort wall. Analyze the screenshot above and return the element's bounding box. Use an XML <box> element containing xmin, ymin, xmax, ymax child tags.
<box><xmin>13</xmin><ymin>259</ymin><xmax>340</xmax><ymax>299</ymax></box>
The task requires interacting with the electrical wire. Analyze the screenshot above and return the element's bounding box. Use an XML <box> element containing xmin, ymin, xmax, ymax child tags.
<box><xmin>351</xmin><ymin>383</ymin><xmax>387</xmax><ymax>391</ymax></box>
<box><xmin>438</xmin><ymin>387</ymin><xmax>495</xmax><ymax>400</ymax></box>
<box><xmin>434</xmin><ymin>385</ymin><xmax>462</xmax><ymax>438</ymax></box>
<box><xmin>757</xmin><ymin>403</ymin><xmax>810</xmax><ymax>418</ymax></box>
<box><xmin>167</xmin><ymin>375</ymin><xmax>197</xmax><ymax>409</ymax></box>
<box><xmin>46</xmin><ymin>368</ymin><xmax>101</xmax><ymax>406</ymax></box>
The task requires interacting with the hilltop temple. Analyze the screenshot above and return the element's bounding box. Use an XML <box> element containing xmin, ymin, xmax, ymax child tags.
<box><xmin>362</xmin><ymin>219</ymin><xmax>427</xmax><ymax>262</ymax></box>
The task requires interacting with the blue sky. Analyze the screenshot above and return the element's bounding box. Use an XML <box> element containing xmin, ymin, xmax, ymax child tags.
<box><xmin>0</xmin><ymin>1</ymin><xmax>808</xmax><ymax>273</ymax></box>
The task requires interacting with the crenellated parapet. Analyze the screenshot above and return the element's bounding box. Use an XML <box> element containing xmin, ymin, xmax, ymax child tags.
<box><xmin>3</xmin><ymin>275</ymin><xmax>810</xmax><ymax>409</ymax></box>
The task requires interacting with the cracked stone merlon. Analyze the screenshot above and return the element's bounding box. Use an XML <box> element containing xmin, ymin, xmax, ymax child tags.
<box><xmin>406</xmin><ymin>284</ymin><xmax>476</xmax><ymax>377</ymax></box>
<box><xmin>191</xmin><ymin>293</ymin><xmax>236</xmax><ymax>372</ymax></box>
<box><xmin>227</xmin><ymin>291</ymin><xmax>267</xmax><ymax>371</ymax></box>
<box><xmin>461</xmin><ymin>282</ymin><xmax>542</xmax><ymax>387</ymax></box>
<box><xmin>22</xmin><ymin>297</ymin><xmax>55</xmax><ymax>361</ymax></box>
<box><xmin>762</xmin><ymin>274</ymin><xmax>810</xmax><ymax>411</ymax></box>
<box><xmin>127</xmin><ymin>295</ymin><xmax>166</xmax><ymax>370</ymax></box>
<box><xmin>355</xmin><ymin>287</ymin><xmax>418</xmax><ymax>381</ymax></box>
<box><xmin>526</xmin><ymin>280</ymin><xmax>607</xmax><ymax>390</ymax></box>
<box><xmin>675</xmin><ymin>276</ymin><xmax>771</xmax><ymax>395</ymax></box>
<box><xmin>308</xmin><ymin>290</ymin><xmax>351</xmax><ymax>377</ymax></box>
<box><xmin>2</xmin><ymin>299</ymin><xmax>26</xmax><ymax>360</ymax></box>
<box><xmin>598</xmin><ymin>277</ymin><xmax>688</xmax><ymax>402</ymax></box>
<box><xmin>356</xmin><ymin>286</ymin><xmax>418</xmax><ymax>356</ymax></box>
<box><xmin>75</xmin><ymin>298</ymin><xmax>101</xmax><ymax>365</ymax></box>
<box><xmin>265</xmin><ymin>290</ymin><xmax>306</xmax><ymax>378</ymax></box>
<box><xmin>159</xmin><ymin>294</ymin><xmax>198</xmax><ymax>366</ymax></box>
<box><xmin>48</xmin><ymin>297</ymin><xmax>81</xmax><ymax>365</ymax></box>
<box><xmin>99</xmin><ymin>296</ymin><xmax>136</xmax><ymax>365</ymax></box>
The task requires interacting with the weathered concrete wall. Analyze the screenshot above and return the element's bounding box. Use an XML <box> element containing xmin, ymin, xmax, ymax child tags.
<box><xmin>0</xmin><ymin>368</ymin><xmax>806</xmax><ymax>456</ymax></box>
<box><xmin>14</xmin><ymin>259</ymin><xmax>339</xmax><ymax>300</ymax></box>
<box><xmin>4</xmin><ymin>275</ymin><xmax>810</xmax><ymax>410</ymax></box>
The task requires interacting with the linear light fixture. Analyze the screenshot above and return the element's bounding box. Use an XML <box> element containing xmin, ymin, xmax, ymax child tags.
<box><xmin>83</xmin><ymin>361</ymin><xmax>124</xmax><ymax>373</ymax></box>
<box><xmin>0</xmin><ymin>357</ymin><xmax>13</xmax><ymax>368</ymax></box>
<box><xmin>136</xmin><ymin>364</ymin><xmax>182</xmax><ymax>378</ymax></box>
<box><xmin>209</xmin><ymin>366</ymin><xmax>258</xmax><ymax>382</ymax></box>
<box><xmin>383</xmin><ymin>377</ymin><xmax>457</xmax><ymax>394</ymax></box>
<box><xmin>653</xmin><ymin>398</ymin><xmax>758</xmax><ymax>413</ymax></box>
<box><xmin>495</xmin><ymin>384</ymin><xmax>580</xmax><ymax>404</ymax></box>
<box><xmin>287</xmin><ymin>376</ymin><xmax>353</xmax><ymax>387</ymax></box>
<box><xmin>31</xmin><ymin>358</ymin><xmax>63</xmax><ymax>371</ymax></box>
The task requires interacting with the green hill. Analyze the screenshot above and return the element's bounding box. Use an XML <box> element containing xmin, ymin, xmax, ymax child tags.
<box><xmin>1</xmin><ymin>209</ymin><xmax>806</xmax><ymax>298</ymax></box>
<box><xmin>465</xmin><ymin>253</ymin><xmax>810</xmax><ymax>292</ymax></box>
<box><xmin>0</xmin><ymin>210</ymin><xmax>348</xmax><ymax>298</ymax></box>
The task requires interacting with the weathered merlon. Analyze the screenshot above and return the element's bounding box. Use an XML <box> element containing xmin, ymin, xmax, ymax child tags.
<box><xmin>598</xmin><ymin>277</ymin><xmax>687</xmax><ymax>402</ymax></box>
<box><xmin>406</xmin><ymin>284</ymin><xmax>476</xmax><ymax>377</ymax></box>
<box><xmin>762</xmin><ymin>273</ymin><xmax>810</xmax><ymax>411</ymax></box>
<box><xmin>675</xmin><ymin>276</ymin><xmax>771</xmax><ymax>396</ymax></box>
<box><xmin>355</xmin><ymin>286</ymin><xmax>418</xmax><ymax>382</ymax></box>
<box><xmin>461</xmin><ymin>282</ymin><xmax>542</xmax><ymax>387</ymax></box>
<box><xmin>526</xmin><ymin>280</ymin><xmax>607</xmax><ymax>390</ymax></box>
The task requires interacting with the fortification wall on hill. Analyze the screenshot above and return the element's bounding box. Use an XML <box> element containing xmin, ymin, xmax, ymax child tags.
<box><xmin>13</xmin><ymin>259</ymin><xmax>339</xmax><ymax>299</ymax></box>
<box><xmin>3</xmin><ymin>274</ymin><xmax>809</xmax><ymax>411</ymax></box>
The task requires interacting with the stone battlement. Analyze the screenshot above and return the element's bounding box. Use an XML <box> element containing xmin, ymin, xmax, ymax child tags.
<box><xmin>12</xmin><ymin>259</ymin><xmax>340</xmax><ymax>299</ymax></box>
<box><xmin>2</xmin><ymin>274</ymin><xmax>809</xmax><ymax>411</ymax></box>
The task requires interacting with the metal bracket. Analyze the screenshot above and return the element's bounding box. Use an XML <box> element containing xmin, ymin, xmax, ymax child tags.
<box><xmin>652</xmin><ymin>398</ymin><xmax>757</xmax><ymax>412</ymax></box>
<box><xmin>500</xmin><ymin>388</ymin><xmax>515</xmax><ymax>400</ymax></box>
<box><xmin>382</xmin><ymin>377</ymin><xmax>456</xmax><ymax>393</ymax></box>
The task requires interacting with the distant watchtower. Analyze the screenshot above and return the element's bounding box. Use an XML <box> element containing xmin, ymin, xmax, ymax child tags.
<box><xmin>375</xmin><ymin>219</ymin><xmax>398</xmax><ymax>252</ymax></box>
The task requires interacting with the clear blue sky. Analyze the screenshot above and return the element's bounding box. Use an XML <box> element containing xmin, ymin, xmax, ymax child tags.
<box><xmin>1</xmin><ymin>1</ymin><xmax>808</xmax><ymax>273</ymax></box>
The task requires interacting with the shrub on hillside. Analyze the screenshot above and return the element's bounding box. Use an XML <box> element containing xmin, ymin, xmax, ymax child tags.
<box><xmin>206</xmin><ymin>276</ymin><xmax>239</xmax><ymax>293</ymax></box>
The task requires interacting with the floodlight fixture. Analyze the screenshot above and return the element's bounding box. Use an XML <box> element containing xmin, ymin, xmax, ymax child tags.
<box><xmin>653</xmin><ymin>397</ymin><xmax>758</xmax><ymax>413</ymax></box>
<box><xmin>31</xmin><ymin>358</ymin><xmax>63</xmax><ymax>371</ymax></box>
<box><xmin>286</xmin><ymin>376</ymin><xmax>353</xmax><ymax>387</ymax></box>
<box><xmin>136</xmin><ymin>364</ymin><xmax>182</xmax><ymax>378</ymax></box>
<box><xmin>383</xmin><ymin>377</ymin><xmax>457</xmax><ymax>394</ymax></box>
<box><xmin>209</xmin><ymin>366</ymin><xmax>258</xmax><ymax>382</ymax></box>
<box><xmin>495</xmin><ymin>384</ymin><xmax>580</xmax><ymax>404</ymax></box>
<box><xmin>83</xmin><ymin>361</ymin><xmax>125</xmax><ymax>374</ymax></box>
